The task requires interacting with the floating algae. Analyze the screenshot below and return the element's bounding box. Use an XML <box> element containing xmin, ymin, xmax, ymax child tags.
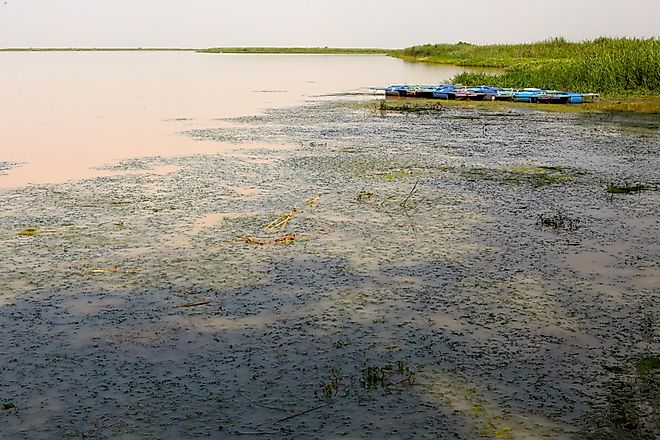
<box><xmin>1</xmin><ymin>99</ymin><xmax>658</xmax><ymax>440</ymax></box>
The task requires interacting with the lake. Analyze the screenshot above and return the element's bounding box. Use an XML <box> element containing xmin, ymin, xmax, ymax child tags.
<box><xmin>0</xmin><ymin>52</ymin><xmax>482</xmax><ymax>187</ymax></box>
<box><xmin>1</xmin><ymin>52</ymin><xmax>657</xmax><ymax>439</ymax></box>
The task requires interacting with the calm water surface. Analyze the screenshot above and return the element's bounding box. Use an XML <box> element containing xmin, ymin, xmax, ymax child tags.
<box><xmin>0</xmin><ymin>52</ymin><xmax>480</xmax><ymax>188</ymax></box>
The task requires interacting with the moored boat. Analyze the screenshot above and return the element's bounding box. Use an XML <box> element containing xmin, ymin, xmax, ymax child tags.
<box><xmin>493</xmin><ymin>88</ymin><xmax>517</xmax><ymax>101</ymax></box>
<box><xmin>385</xmin><ymin>85</ymin><xmax>406</xmax><ymax>96</ymax></box>
<box><xmin>384</xmin><ymin>84</ymin><xmax>596</xmax><ymax>104</ymax></box>
<box><xmin>513</xmin><ymin>88</ymin><xmax>545</xmax><ymax>103</ymax></box>
<box><xmin>537</xmin><ymin>94</ymin><xmax>570</xmax><ymax>104</ymax></box>
<box><xmin>432</xmin><ymin>85</ymin><xmax>457</xmax><ymax>100</ymax></box>
<box><xmin>385</xmin><ymin>85</ymin><xmax>419</xmax><ymax>97</ymax></box>
<box><xmin>415</xmin><ymin>86</ymin><xmax>438</xmax><ymax>99</ymax></box>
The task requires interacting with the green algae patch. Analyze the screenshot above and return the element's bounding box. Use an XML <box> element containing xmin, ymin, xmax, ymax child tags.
<box><xmin>635</xmin><ymin>355</ymin><xmax>660</xmax><ymax>373</ymax></box>
<box><xmin>374</xmin><ymin>169</ymin><xmax>422</xmax><ymax>181</ymax></box>
<box><xmin>606</xmin><ymin>184</ymin><xmax>646</xmax><ymax>194</ymax></box>
<box><xmin>508</xmin><ymin>166</ymin><xmax>577</xmax><ymax>186</ymax></box>
<box><xmin>461</xmin><ymin>165</ymin><xmax>578</xmax><ymax>188</ymax></box>
<box><xmin>478</xmin><ymin>418</ymin><xmax>514</xmax><ymax>439</ymax></box>
<box><xmin>17</xmin><ymin>228</ymin><xmax>38</xmax><ymax>236</ymax></box>
<box><xmin>509</xmin><ymin>165</ymin><xmax>559</xmax><ymax>173</ymax></box>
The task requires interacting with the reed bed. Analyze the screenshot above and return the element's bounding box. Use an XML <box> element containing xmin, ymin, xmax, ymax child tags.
<box><xmin>398</xmin><ymin>38</ymin><xmax>660</xmax><ymax>95</ymax></box>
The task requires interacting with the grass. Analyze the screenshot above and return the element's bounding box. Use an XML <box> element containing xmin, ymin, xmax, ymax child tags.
<box><xmin>395</xmin><ymin>37</ymin><xmax>660</xmax><ymax>96</ymax></box>
<box><xmin>198</xmin><ymin>47</ymin><xmax>392</xmax><ymax>55</ymax></box>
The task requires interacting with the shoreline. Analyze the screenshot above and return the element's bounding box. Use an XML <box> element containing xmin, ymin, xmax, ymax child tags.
<box><xmin>0</xmin><ymin>47</ymin><xmax>393</xmax><ymax>54</ymax></box>
<box><xmin>374</xmin><ymin>95</ymin><xmax>660</xmax><ymax>115</ymax></box>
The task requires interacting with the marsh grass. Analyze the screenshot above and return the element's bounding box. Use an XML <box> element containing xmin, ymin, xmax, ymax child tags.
<box><xmin>397</xmin><ymin>38</ymin><xmax>660</xmax><ymax>95</ymax></box>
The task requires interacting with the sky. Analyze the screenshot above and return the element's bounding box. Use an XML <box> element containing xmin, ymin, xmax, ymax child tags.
<box><xmin>0</xmin><ymin>0</ymin><xmax>658</xmax><ymax>48</ymax></box>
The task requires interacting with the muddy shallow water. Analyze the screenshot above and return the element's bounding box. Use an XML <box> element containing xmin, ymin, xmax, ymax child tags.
<box><xmin>1</xmin><ymin>100</ymin><xmax>659</xmax><ymax>439</ymax></box>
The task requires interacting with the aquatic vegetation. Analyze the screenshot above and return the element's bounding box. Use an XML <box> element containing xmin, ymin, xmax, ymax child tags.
<box><xmin>2</xmin><ymin>99</ymin><xmax>657</xmax><ymax>439</ymax></box>
<box><xmin>460</xmin><ymin>165</ymin><xmax>578</xmax><ymax>188</ymax></box>
<box><xmin>581</xmin><ymin>353</ymin><xmax>659</xmax><ymax>439</ymax></box>
<box><xmin>635</xmin><ymin>356</ymin><xmax>660</xmax><ymax>374</ymax></box>
<box><xmin>607</xmin><ymin>183</ymin><xmax>647</xmax><ymax>194</ymax></box>
<box><xmin>316</xmin><ymin>367</ymin><xmax>344</xmax><ymax>400</ymax></box>
<box><xmin>360</xmin><ymin>361</ymin><xmax>415</xmax><ymax>390</ymax></box>
<box><xmin>537</xmin><ymin>211</ymin><xmax>580</xmax><ymax>231</ymax></box>
<box><xmin>374</xmin><ymin>169</ymin><xmax>421</xmax><ymax>181</ymax></box>
<box><xmin>478</xmin><ymin>417</ymin><xmax>513</xmax><ymax>439</ymax></box>
<box><xmin>398</xmin><ymin>37</ymin><xmax>660</xmax><ymax>96</ymax></box>
<box><xmin>376</xmin><ymin>99</ymin><xmax>445</xmax><ymax>113</ymax></box>
<box><xmin>263</xmin><ymin>196</ymin><xmax>319</xmax><ymax>230</ymax></box>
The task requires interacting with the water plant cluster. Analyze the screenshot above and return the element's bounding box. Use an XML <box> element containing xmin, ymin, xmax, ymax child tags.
<box><xmin>396</xmin><ymin>37</ymin><xmax>660</xmax><ymax>95</ymax></box>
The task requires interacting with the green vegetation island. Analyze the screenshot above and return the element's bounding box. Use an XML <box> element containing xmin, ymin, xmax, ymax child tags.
<box><xmin>198</xmin><ymin>47</ymin><xmax>391</xmax><ymax>54</ymax></box>
<box><xmin>394</xmin><ymin>38</ymin><xmax>659</xmax><ymax>95</ymax></box>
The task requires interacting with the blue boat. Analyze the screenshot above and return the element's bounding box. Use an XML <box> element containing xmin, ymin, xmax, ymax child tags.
<box><xmin>513</xmin><ymin>88</ymin><xmax>545</xmax><ymax>103</ymax></box>
<box><xmin>538</xmin><ymin>92</ymin><xmax>585</xmax><ymax>104</ymax></box>
<box><xmin>537</xmin><ymin>94</ymin><xmax>570</xmax><ymax>104</ymax></box>
<box><xmin>493</xmin><ymin>88</ymin><xmax>517</xmax><ymax>101</ymax></box>
<box><xmin>415</xmin><ymin>85</ymin><xmax>439</xmax><ymax>99</ymax></box>
<box><xmin>467</xmin><ymin>85</ymin><xmax>500</xmax><ymax>100</ymax></box>
<box><xmin>564</xmin><ymin>92</ymin><xmax>585</xmax><ymax>104</ymax></box>
<box><xmin>385</xmin><ymin>84</ymin><xmax>596</xmax><ymax>104</ymax></box>
<box><xmin>385</xmin><ymin>85</ymin><xmax>408</xmax><ymax>97</ymax></box>
<box><xmin>432</xmin><ymin>84</ymin><xmax>457</xmax><ymax>100</ymax></box>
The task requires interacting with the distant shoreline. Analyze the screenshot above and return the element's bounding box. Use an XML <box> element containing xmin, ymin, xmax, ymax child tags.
<box><xmin>0</xmin><ymin>47</ymin><xmax>394</xmax><ymax>54</ymax></box>
<box><xmin>0</xmin><ymin>48</ymin><xmax>199</xmax><ymax>52</ymax></box>
<box><xmin>3</xmin><ymin>40</ymin><xmax>657</xmax><ymax>104</ymax></box>
<box><xmin>198</xmin><ymin>47</ymin><xmax>393</xmax><ymax>54</ymax></box>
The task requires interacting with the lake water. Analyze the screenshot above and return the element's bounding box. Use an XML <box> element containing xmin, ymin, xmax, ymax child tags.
<box><xmin>0</xmin><ymin>52</ymin><xmax>482</xmax><ymax>188</ymax></box>
<box><xmin>2</xmin><ymin>52</ymin><xmax>658</xmax><ymax>440</ymax></box>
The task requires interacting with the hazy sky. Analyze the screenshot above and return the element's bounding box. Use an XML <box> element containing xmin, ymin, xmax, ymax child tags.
<box><xmin>1</xmin><ymin>0</ymin><xmax>658</xmax><ymax>48</ymax></box>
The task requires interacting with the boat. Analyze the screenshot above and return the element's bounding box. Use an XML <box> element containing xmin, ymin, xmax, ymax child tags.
<box><xmin>468</xmin><ymin>85</ymin><xmax>500</xmax><ymax>100</ymax></box>
<box><xmin>397</xmin><ymin>85</ymin><xmax>419</xmax><ymax>97</ymax></box>
<box><xmin>432</xmin><ymin>85</ymin><xmax>457</xmax><ymax>100</ymax></box>
<box><xmin>493</xmin><ymin>88</ymin><xmax>516</xmax><ymax>101</ymax></box>
<box><xmin>456</xmin><ymin>91</ymin><xmax>487</xmax><ymax>101</ymax></box>
<box><xmin>385</xmin><ymin>85</ymin><xmax>408</xmax><ymax>97</ymax></box>
<box><xmin>538</xmin><ymin>92</ymin><xmax>587</xmax><ymax>104</ymax></box>
<box><xmin>537</xmin><ymin>94</ymin><xmax>570</xmax><ymax>104</ymax></box>
<box><xmin>384</xmin><ymin>83</ymin><xmax>596</xmax><ymax>105</ymax></box>
<box><xmin>564</xmin><ymin>92</ymin><xmax>585</xmax><ymax>104</ymax></box>
<box><xmin>415</xmin><ymin>86</ymin><xmax>438</xmax><ymax>99</ymax></box>
<box><xmin>513</xmin><ymin>88</ymin><xmax>545</xmax><ymax>103</ymax></box>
